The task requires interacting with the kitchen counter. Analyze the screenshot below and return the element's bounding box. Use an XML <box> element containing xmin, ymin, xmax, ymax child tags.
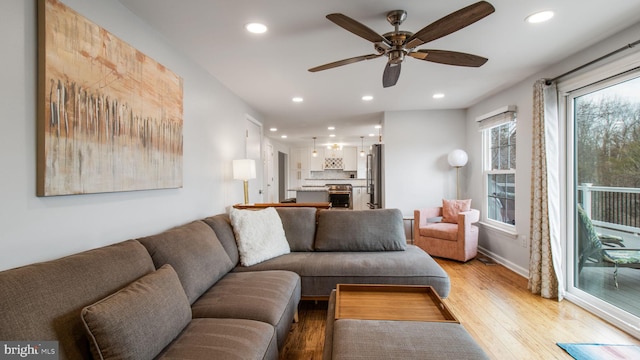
<box><xmin>291</xmin><ymin>187</ymin><xmax>329</xmax><ymax>203</ymax></box>
<box><xmin>288</xmin><ymin>187</ymin><xmax>328</xmax><ymax>192</ymax></box>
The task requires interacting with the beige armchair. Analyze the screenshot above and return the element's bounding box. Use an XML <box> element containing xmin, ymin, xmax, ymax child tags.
<box><xmin>413</xmin><ymin>207</ymin><xmax>480</xmax><ymax>262</ymax></box>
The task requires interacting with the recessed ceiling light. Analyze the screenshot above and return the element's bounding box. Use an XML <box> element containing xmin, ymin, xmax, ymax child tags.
<box><xmin>245</xmin><ymin>23</ymin><xmax>267</xmax><ymax>34</ymax></box>
<box><xmin>329</xmin><ymin>134</ymin><xmax>336</xmax><ymax>138</ymax></box>
<box><xmin>269</xmin><ymin>127</ymin><xmax>277</xmax><ymax>132</ymax></box>
<box><xmin>526</xmin><ymin>10</ymin><xmax>554</xmax><ymax>24</ymax></box>
<box><xmin>369</xmin><ymin>133</ymin><xmax>375</xmax><ymax>137</ymax></box>
<box><xmin>433</xmin><ymin>93</ymin><xmax>445</xmax><ymax>99</ymax></box>
<box><xmin>280</xmin><ymin>135</ymin><xmax>287</xmax><ymax>139</ymax></box>
<box><xmin>328</xmin><ymin>126</ymin><xmax>335</xmax><ymax>130</ymax></box>
<box><xmin>292</xmin><ymin>97</ymin><xmax>303</xmax><ymax>103</ymax></box>
<box><xmin>362</xmin><ymin>95</ymin><xmax>373</xmax><ymax>101</ymax></box>
<box><xmin>374</xmin><ymin>125</ymin><xmax>382</xmax><ymax>129</ymax></box>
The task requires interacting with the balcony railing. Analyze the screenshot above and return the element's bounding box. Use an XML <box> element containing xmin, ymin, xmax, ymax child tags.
<box><xmin>578</xmin><ymin>183</ymin><xmax>640</xmax><ymax>234</ymax></box>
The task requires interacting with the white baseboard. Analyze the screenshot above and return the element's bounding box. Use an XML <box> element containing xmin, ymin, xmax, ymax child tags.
<box><xmin>477</xmin><ymin>246</ymin><xmax>529</xmax><ymax>279</ymax></box>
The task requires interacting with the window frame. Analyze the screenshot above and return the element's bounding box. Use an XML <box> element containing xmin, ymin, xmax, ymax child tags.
<box><xmin>480</xmin><ymin>113</ymin><xmax>517</xmax><ymax>233</ymax></box>
<box><xmin>561</xmin><ymin>63</ymin><xmax>640</xmax><ymax>338</ymax></box>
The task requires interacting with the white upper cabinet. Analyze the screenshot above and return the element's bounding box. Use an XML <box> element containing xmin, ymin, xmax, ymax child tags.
<box><xmin>310</xmin><ymin>147</ymin><xmax>324</xmax><ymax>171</ymax></box>
<box><xmin>343</xmin><ymin>146</ymin><xmax>357</xmax><ymax>171</ymax></box>
<box><xmin>357</xmin><ymin>149</ymin><xmax>367</xmax><ymax>178</ymax></box>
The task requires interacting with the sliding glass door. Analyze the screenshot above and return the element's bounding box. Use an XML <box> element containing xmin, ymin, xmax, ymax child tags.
<box><xmin>569</xmin><ymin>70</ymin><xmax>640</xmax><ymax>333</ymax></box>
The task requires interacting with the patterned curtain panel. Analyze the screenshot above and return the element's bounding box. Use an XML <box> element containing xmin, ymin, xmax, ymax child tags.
<box><xmin>529</xmin><ymin>79</ymin><xmax>564</xmax><ymax>300</ymax></box>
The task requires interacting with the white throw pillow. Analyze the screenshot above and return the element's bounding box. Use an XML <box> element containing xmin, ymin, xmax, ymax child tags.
<box><xmin>229</xmin><ymin>207</ymin><xmax>290</xmax><ymax>266</ymax></box>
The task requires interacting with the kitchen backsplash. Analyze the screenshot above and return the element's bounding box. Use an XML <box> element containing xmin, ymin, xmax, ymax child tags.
<box><xmin>309</xmin><ymin>169</ymin><xmax>355</xmax><ymax>179</ymax></box>
<box><xmin>304</xmin><ymin>169</ymin><xmax>366</xmax><ymax>187</ymax></box>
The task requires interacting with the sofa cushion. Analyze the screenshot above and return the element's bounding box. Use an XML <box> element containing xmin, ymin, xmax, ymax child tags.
<box><xmin>230</xmin><ymin>208</ymin><xmax>291</xmax><ymax>266</ymax></box>
<box><xmin>138</xmin><ymin>220</ymin><xmax>234</xmax><ymax>304</ymax></box>
<box><xmin>202</xmin><ymin>213</ymin><xmax>240</xmax><ymax>265</ymax></box>
<box><xmin>0</xmin><ymin>240</ymin><xmax>155</xmax><ymax>360</ymax></box>
<box><xmin>315</xmin><ymin>209</ymin><xmax>407</xmax><ymax>251</ymax></box>
<box><xmin>155</xmin><ymin>318</ymin><xmax>278</xmax><ymax>360</ymax></box>
<box><xmin>191</xmin><ymin>270</ymin><xmax>301</xmax><ymax>349</ymax></box>
<box><xmin>276</xmin><ymin>207</ymin><xmax>317</xmax><ymax>251</ymax></box>
<box><xmin>331</xmin><ymin>320</ymin><xmax>489</xmax><ymax>360</ymax></box>
<box><xmin>81</xmin><ymin>264</ymin><xmax>191</xmax><ymax>360</ymax></box>
<box><xmin>233</xmin><ymin>246</ymin><xmax>451</xmax><ymax>298</ymax></box>
<box><xmin>442</xmin><ymin>199</ymin><xmax>471</xmax><ymax>223</ymax></box>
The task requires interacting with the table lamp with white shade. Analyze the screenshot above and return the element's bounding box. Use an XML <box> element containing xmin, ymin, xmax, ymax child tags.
<box><xmin>233</xmin><ymin>159</ymin><xmax>256</xmax><ymax>204</ymax></box>
<box><xmin>447</xmin><ymin>149</ymin><xmax>468</xmax><ymax>199</ymax></box>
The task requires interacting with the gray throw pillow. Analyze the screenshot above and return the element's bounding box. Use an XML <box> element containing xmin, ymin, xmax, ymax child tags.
<box><xmin>137</xmin><ymin>220</ymin><xmax>234</xmax><ymax>304</ymax></box>
<box><xmin>276</xmin><ymin>207</ymin><xmax>317</xmax><ymax>251</ymax></box>
<box><xmin>81</xmin><ymin>264</ymin><xmax>191</xmax><ymax>360</ymax></box>
<box><xmin>314</xmin><ymin>209</ymin><xmax>407</xmax><ymax>251</ymax></box>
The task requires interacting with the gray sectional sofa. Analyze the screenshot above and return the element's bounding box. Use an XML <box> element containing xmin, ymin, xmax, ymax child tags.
<box><xmin>0</xmin><ymin>208</ymin><xmax>451</xmax><ymax>360</ymax></box>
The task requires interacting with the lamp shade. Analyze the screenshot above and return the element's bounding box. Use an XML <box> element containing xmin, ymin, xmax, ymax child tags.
<box><xmin>233</xmin><ymin>159</ymin><xmax>256</xmax><ymax>180</ymax></box>
<box><xmin>447</xmin><ymin>149</ymin><xmax>468</xmax><ymax>167</ymax></box>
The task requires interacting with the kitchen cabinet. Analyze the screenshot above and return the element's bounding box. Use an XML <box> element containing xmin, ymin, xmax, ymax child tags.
<box><xmin>310</xmin><ymin>148</ymin><xmax>324</xmax><ymax>171</ymax></box>
<box><xmin>325</xmin><ymin>147</ymin><xmax>343</xmax><ymax>159</ymax></box>
<box><xmin>352</xmin><ymin>186</ymin><xmax>369</xmax><ymax>210</ymax></box>
<box><xmin>290</xmin><ymin>148</ymin><xmax>311</xmax><ymax>189</ymax></box>
<box><xmin>342</xmin><ymin>146</ymin><xmax>357</xmax><ymax>171</ymax></box>
<box><xmin>291</xmin><ymin>147</ymin><xmax>310</xmax><ymax>171</ymax></box>
<box><xmin>357</xmin><ymin>149</ymin><xmax>367</xmax><ymax>178</ymax></box>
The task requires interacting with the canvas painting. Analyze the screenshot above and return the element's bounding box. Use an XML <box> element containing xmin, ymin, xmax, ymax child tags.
<box><xmin>37</xmin><ymin>0</ymin><xmax>183</xmax><ymax>196</ymax></box>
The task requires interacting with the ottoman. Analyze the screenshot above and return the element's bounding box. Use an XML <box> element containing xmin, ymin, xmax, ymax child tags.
<box><xmin>323</xmin><ymin>290</ymin><xmax>489</xmax><ymax>360</ymax></box>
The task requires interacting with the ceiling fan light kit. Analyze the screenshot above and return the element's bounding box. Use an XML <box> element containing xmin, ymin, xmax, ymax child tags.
<box><xmin>309</xmin><ymin>1</ymin><xmax>495</xmax><ymax>87</ymax></box>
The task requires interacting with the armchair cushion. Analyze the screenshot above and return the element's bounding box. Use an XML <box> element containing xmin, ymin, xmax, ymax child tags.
<box><xmin>419</xmin><ymin>222</ymin><xmax>458</xmax><ymax>241</ymax></box>
<box><xmin>441</xmin><ymin>199</ymin><xmax>471</xmax><ymax>224</ymax></box>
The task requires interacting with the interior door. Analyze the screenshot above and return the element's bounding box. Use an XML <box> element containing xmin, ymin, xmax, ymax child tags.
<box><xmin>266</xmin><ymin>144</ymin><xmax>275</xmax><ymax>202</ymax></box>
<box><xmin>246</xmin><ymin>116</ymin><xmax>263</xmax><ymax>203</ymax></box>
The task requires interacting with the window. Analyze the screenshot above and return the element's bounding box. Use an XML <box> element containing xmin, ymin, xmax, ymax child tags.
<box><xmin>478</xmin><ymin>107</ymin><xmax>517</xmax><ymax>228</ymax></box>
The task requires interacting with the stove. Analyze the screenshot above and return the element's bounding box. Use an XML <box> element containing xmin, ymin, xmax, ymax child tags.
<box><xmin>326</xmin><ymin>184</ymin><xmax>352</xmax><ymax>209</ymax></box>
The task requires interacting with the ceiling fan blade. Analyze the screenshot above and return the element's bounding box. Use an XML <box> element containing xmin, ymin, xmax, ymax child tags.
<box><xmin>409</xmin><ymin>49</ymin><xmax>488</xmax><ymax>67</ymax></box>
<box><xmin>327</xmin><ymin>13</ymin><xmax>389</xmax><ymax>44</ymax></box>
<box><xmin>382</xmin><ymin>63</ymin><xmax>401</xmax><ymax>88</ymax></box>
<box><xmin>309</xmin><ymin>54</ymin><xmax>381</xmax><ymax>72</ymax></box>
<box><xmin>405</xmin><ymin>1</ymin><xmax>495</xmax><ymax>49</ymax></box>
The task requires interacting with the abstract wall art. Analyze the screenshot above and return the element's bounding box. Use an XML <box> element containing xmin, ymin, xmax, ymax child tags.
<box><xmin>37</xmin><ymin>0</ymin><xmax>183</xmax><ymax>196</ymax></box>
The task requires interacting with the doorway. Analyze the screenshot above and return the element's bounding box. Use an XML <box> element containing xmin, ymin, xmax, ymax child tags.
<box><xmin>566</xmin><ymin>68</ymin><xmax>640</xmax><ymax>337</ymax></box>
<box><xmin>278</xmin><ymin>151</ymin><xmax>287</xmax><ymax>202</ymax></box>
<box><xmin>246</xmin><ymin>115</ymin><xmax>263</xmax><ymax>203</ymax></box>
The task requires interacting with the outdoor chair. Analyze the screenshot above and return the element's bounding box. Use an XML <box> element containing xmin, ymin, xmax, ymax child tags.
<box><xmin>577</xmin><ymin>204</ymin><xmax>640</xmax><ymax>288</ymax></box>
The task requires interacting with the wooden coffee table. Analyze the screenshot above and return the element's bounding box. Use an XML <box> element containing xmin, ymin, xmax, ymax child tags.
<box><xmin>334</xmin><ymin>284</ymin><xmax>458</xmax><ymax>323</ymax></box>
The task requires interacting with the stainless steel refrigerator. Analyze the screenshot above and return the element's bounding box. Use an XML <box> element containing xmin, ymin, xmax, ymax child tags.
<box><xmin>366</xmin><ymin>143</ymin><xmax>384</xmax><ymax>209</ymax></box>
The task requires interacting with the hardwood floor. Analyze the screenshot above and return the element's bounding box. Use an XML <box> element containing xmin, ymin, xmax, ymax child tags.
<box><xmin>279</xmin><ymin>257</ymin><xmax>640</xmax><ymax>360</ymax></box>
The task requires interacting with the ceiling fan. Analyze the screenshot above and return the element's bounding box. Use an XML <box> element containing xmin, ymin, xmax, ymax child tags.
<box><xmin>308</xmin><ymin>1</ymin><xmax>495</xmax><ymax>88</ymax></box>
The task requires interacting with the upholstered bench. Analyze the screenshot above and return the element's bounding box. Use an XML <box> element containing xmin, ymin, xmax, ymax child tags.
<box><xmin>322</xmin><ymin>291</ymin><xmax>489</xmax><ymax>360</ymax></box>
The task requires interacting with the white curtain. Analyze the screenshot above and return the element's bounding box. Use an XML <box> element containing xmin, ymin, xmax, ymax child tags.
<box><xmin>529</xmin><ymin>79</ymin><xmax>564</xmax><ymax>300</ymax></box>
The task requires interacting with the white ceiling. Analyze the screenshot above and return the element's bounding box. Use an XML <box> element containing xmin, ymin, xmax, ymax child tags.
<box><xmin>118</xmin><ymin>0</ymin><xmax>640</xmax><ymax>147</ymax></box>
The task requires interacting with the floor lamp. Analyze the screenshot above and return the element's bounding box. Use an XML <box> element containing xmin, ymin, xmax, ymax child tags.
<box><xmin>447</xmin><ymin>149</ymin><xmax>468</xmax><ymax>199</ymax></box>
<box><xmin>233</xmin><ymin>159</ymin><xmax>256</xmax><ymax>204</ymax></box>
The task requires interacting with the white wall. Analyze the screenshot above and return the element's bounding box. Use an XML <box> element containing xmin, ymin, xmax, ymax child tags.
<box><xmin>0</xmin><ymin>0</ymin><xmax>263</xmax><ymax>271</ymax></box>
<box><xmin>465</xmin><ymin>21</ymin><xmax>640</xmax><ymax>276</ymax></box>
<box><xmin>383</xmin><ymin>110</ymin><xmax>467</xmax><ymax>217</ymax></box>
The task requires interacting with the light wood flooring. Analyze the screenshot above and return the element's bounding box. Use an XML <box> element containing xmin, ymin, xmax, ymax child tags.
<box><xmin>279</xmin><ymin>257</ymin><xmax>640</xmax><ymax>360</ymax></box>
